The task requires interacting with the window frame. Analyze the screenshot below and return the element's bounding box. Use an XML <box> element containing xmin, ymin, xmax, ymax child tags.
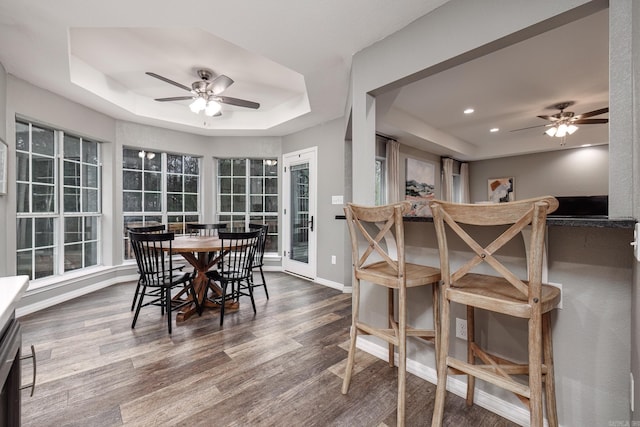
<box><xmin>122</xmin><ymin>148</ymin><xmax>202</xmax><ymax>259</ymax></box>
<box><xmin>216</xmin><ymin>158</ymin><xmax>279</xmax><ymax>254</ymax></box>
<box><xmin>15</xmin><ymin>119</ymin><xmax>103</xmax><ymax>280</ymax></box>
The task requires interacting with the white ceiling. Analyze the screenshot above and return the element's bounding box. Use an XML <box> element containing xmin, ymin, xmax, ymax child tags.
<box><xmin>377</xmin><ymin>8</ymin><xmax>609</xmax><ymax>160</ymax></box>
<box><xmin>0</xmin><ymin>1</ymin><xmax>608</xmax><ymax>160</ymax></box>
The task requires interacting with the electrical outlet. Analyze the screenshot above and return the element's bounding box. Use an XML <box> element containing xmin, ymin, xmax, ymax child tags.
<box><xmin>456</xmin><ymin>318</ymin><xmax>467</xmax><ymax>340</ymax></box>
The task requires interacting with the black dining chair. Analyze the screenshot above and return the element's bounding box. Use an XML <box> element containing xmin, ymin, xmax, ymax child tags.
<box><xmin>126</xmin><ymin>224</ymin><xmax>168</xmax><ymax>311</ymax></box>
<box><xmin>248</xmin><ymin>223</ymin><xmax>269</xmax><ymax>299</ymax></box>
<box><xmin>204</xmin><ymin>230</ymin><xmax>261</xmax><ymax>326</ymax></box>
<box><xmin>186</xmin><ymin>223</ymin><xmax>227</xmax><ymax>237</ymax></box>
<box><xmin>129</xmin><ymin>231</ymin><xmax>200</xmax><ymax>334</ymax></box>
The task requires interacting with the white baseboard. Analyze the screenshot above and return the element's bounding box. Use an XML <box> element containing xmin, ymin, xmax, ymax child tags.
<box><xmin>16</xmin><ymin>268</ymin><xmax>138</xmax><ymax>317</ymax></box>
<box><xmin>314</xmin><ymin>276</ymin><xmax>349</xmax><ymax>292</ymax></box>
<box><xmin>355</xmin><ymin>337</ymin><xmax>538</xmax><ymax>427</ymax></box>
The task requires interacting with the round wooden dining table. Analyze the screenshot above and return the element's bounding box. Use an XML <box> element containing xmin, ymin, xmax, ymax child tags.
<box><xmin>167</xmin><ymin>235</ymin><xmax>235</xmax><ymax>322</ymax></box>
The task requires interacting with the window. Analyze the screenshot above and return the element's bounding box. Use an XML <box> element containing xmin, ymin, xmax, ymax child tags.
<box><xmin>122</xmin><ymin>148</ymin><xmax>200</xmax><ymax>259</ymax></box>
<box><xmin>217</xmin><ymin>158</ymin><xmax>278</xmax><ymax>253</ymax></box>
<box><xmin>375</xmin><ymin>157</ymin><xmax>386</xmax><ymax>206</ymax></box>
<box><xmin>16</xmin><ymin>120</ymin><xmax>101</xmax><ymax>280</ymax></box>
<box><xmin>375</xmin><ymin>135</ymin><xmax>388</xmax><ymax>206</ymax></box>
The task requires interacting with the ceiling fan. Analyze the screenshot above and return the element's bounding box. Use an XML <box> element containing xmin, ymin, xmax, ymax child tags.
<box><xmin>511</xmin><ymin>101</ymin><xmax>608</xmax><ymax>136</ymax></box>
<box><xmin>146</xmin><ymin>69</ymin><xmax>260</xmax><ymax>116</ymax></box>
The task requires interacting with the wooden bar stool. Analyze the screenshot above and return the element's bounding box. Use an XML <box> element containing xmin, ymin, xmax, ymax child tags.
<box><xmin>429</xmin><ymin>196</ymin><xmax>560</xmax><ymax>427</ymax></box>
<box><xmin>341</xmin><ymin>201</ymin><xmax>441</xmax><ymax>427</ymax></box>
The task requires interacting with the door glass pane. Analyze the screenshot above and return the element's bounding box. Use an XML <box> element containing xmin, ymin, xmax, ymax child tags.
<box><xmin>290</xmin><ymin>162</ymin><xmax>309</xmax><ymax>263</ymax></box>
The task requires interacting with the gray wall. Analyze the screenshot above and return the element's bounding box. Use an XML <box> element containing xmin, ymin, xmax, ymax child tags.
<box><xmin>469</xmin><ymin>145</ymin><xmax>609</xmax><ymax>203</ymax></box>
<box><xmin>0</xmin><ymin>62</ymin><xmax>7</xmax><ymax>276</ymax></box>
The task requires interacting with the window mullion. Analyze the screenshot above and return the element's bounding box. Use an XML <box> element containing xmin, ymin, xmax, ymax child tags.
<box><xmin>161</xmin><ymin>151</ymin><xmax>167</xmax><ymax>225</ymax></box>
<box><xmin>55</xmin><ymin>130</ymin><xmax>63</xmax><ymax>276</ymax></box>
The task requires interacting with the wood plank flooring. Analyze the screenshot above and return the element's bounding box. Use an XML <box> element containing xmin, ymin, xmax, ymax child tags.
<box><xmin>19</xmin><ymin>272</ymin><xmax>518</xmax><ymax>427</ymax></box>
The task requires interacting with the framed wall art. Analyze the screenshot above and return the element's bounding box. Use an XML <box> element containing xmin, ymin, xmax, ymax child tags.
<box><xmin>0</xmin><ymin>138</ymin><xmax>6</xmax><ymax>195</ymax></box>
<box><xmin>488</xmin><ymin>177</ymin><xmax>514</xmax><ymax>203</ymax></box>
<box><xmin>405</xmin><ymin>158</ymin><xmax>435</xmax><ymax>216</ymax></box>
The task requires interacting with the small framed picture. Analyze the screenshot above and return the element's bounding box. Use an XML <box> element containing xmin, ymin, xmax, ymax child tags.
<box><xmin>0</xmin><ymin>138</ymin><xmax>7</xmax><ymax>195</ymax></box>
<box><xmin>488</xmin><ymin>177</ymin><xmax>514</xmax><ymax>203</ymax></box>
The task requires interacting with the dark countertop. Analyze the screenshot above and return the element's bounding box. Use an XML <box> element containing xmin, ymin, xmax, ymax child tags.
<box><xmin>335</xmin><ymin>214</ymin><xmax>636</xmax><ymax>229</ymax></box>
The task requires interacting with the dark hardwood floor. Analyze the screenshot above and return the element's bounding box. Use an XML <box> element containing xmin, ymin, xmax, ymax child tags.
<box><xmin>19</xmin><ymin>272</ymin><xmax>518</xmax><ymax>426</ymax></box>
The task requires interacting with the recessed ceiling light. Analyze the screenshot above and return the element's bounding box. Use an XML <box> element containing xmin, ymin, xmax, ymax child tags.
<box><xmin>463</xmin><ymin>108</ymin><xmax>475</xmax><ymax>114</ymax></box>
<box><xmin>490</xmin><ymin>128</ymin><xmax>499</xmax><ymax>133</ymax></box>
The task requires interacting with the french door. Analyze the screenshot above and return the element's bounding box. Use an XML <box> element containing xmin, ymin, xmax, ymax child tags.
<box><xmin>282</xmin><ymin>147</ymin><xmax>317</xmax><ymax>279</ymax></box>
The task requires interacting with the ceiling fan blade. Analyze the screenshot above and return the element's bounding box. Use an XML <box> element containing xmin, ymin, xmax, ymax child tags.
<box><xmin>574</xmin><ymin>107</ymin><xmax>609</xmax><ymax>119</ymax></box>
<box><xmin>210</xmin><ymin>75</ymin><xmax>234</xmax><ymax>95</ymax></box>
<box><xmin>510</xmin><ymin>124</ymin><xmax>549</xmax><ymax>132</ymax></box>
<box><xmin>146</xmin><ymin>72</ymin><xmax>192</xmax><ymax>92</ymax></box>
<box><xmin>154</xmin><ymin>96</ymin><xmax>194</xmax><ymax>102</ymax></box>
<box><xmin>572</xmin><ymin>118</ymin><xmax>609</xmax><ymax>125</ymax></box>
<box><xmin>537</xmin><ymin>115</ymin><xmax>560</xmax><ymax>122</ymax></box>
<box><xmin>217</xmin><ymin>96</ymin><xmax>260</xmax><ymax>109</ymax></box>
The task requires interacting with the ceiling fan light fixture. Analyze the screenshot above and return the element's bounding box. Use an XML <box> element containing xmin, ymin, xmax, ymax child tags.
<box><xmin>204</xmin><ymin>100</ymin><xmax>222</xmax><ymax>117</ymax></box>
<box><xmin>567</xmin><ymin>124</ymin><xmax>578</xmax><ymax>135</ymax></box>
<box><xmin>189</xmin><ymin>97</ymin><xmax>206</xmax><ymax>113</ymax></box>
<box><xmin>555</xmin><ymin>123</ymin><xmax>569</xmax><ymax>138</ymax></box>
<box><xmin>545</xmin><ymin>127</ymin><xmax>557</xmax><ymax>137</ymax></box>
